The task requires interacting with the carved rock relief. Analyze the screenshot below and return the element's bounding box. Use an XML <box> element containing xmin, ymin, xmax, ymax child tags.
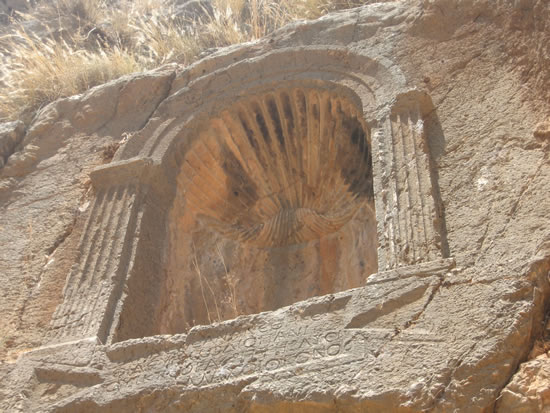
<box><xmin>27</xmin><ymin>38</ymin><xmax>455</xmax><ymax>412</ymax></box>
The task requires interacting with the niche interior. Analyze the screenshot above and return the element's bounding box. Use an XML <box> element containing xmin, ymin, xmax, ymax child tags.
<box><xmin>156</xmin><ymin>85</ymin><xmax>378</xmax><ymax>333</ymax></box>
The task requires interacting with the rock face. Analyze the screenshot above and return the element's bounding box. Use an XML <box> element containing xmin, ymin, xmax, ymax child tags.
<box><xmin>498</xmin><ymin>353</ymin><xmax>550</xmax><ymax>412</ymax></box>
<box><xmin>1</xmin><ymin>1</ymin><xmax>550</xmax><ymax>412</ymax></box>
<box><xmin>0</xmin><ymin>0</ymin><xmax>30</xmax><ymax>16</ymax></box>
<box><xmin>0</xmin><ymin>120</ymin><xmax>25</xmax><ymax>168</ymax></box>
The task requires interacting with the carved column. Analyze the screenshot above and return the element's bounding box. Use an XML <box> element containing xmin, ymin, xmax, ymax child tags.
<box><xmin>48</xmin><ymin>159</ymin><xmax>153</xmax><ymax>344</ymax></box>
<box><xmin>372</xmin><ymin>91</ymin><xmax>446</xmax><ymax>270</ymax></box>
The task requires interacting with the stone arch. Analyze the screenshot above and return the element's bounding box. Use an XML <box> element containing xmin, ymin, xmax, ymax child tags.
<box><xmin>114</xmin><ymin>46</ymin><xmax>400</xmax><ymax>163</ymax></box>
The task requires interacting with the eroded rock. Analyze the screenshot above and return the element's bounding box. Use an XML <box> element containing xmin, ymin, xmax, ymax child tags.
<box><xmin>497</xmin><ymin>353</ymin><xmax>550</xmax><ymax>413</ymax></box>
<box><xmin>0</xmin><ymin>120</ymin><xmax>24</xmax><ymax>168</ymax></box>
<box><xmin>534</xmin><ymin>120</ymin><xmax>550</xmax><ymax>141</ymax></box>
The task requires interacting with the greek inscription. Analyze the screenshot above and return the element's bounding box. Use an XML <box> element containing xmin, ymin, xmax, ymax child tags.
<box><xmin>313</xmin><ymin>346</ymin><xmax>325</xmax><ymax>358</ymax></box>
<box><xmin>200</xmin><ymin>358</ymin><xmax>217</xmax><ymax>372</ymax></box>
<box><xmin>298</xmin><ymin>338</ymin><xmax>313</xmax><ymax>349</ymax></box>
<box><xmin>190</xmin><ymin>371</ymin><xmax>206</xmax><ymax>386</ymax></box>
<box><xmin>289</xmin><ymin>326</ymin><xmax>308</xmax><ymax>337</ymax></box>
<box><xmin>223</xmin><ymin>342</ymin><xmax>237</xmax><ymax>353</ymax></box>
<box><xmin>258</xmin><ymin>320</ymin><xmax>283</xmax><ymax>333</ymax></box>
<box><xmin>175</xmin><ymin>324</ymin><xmax>402</xmax><ymax>389</ymax></box>
<box><xmin>327</xmin><ymin>343</ymin><xmax>341</xmax><ymax>356</ymax></box>
<box><xmin>180</xmin><ymin>361</ymin><xmax>193</xmax><ymax>376</ymax></box>
<box><xmin>265</xmin><ymin>358</ymin><xmax>282</xmax><ymax>371</ymax></box>
<box><xmin>272</xmin><ymin>321</ymin><xmax>283</xmax><ymax>330</ymax></box>
<box><xmin>273</xmin><ymin>330</ymin><xmax>286</xmax><ymax>341</ymax></box>
<box><xmin>324</xmin><ymin>331</ymin><xmax>340</xmax><ymax>342</ymax></box>
<box><xmin>241</xmin><ymin>359</ymin><xmax>258</xmax><ymax>375</ymax></box>
<box><xmin>296</xmin><ymin>351</ymin><xmax>311</xmax><ymax>364</ymax></box>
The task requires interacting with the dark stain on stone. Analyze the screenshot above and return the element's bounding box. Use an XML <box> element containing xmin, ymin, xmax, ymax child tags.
<box><xmin>364</xmin><ymin>149</ymin><xmax>374</xmax><ymax>200</ymax></box>
<box><xmin>312</xmin><ymin>102</ymin><xmax>320</xmax><ymax>122</ymax></box>
<box><xmin>281</xmin><ymin>93</ymin><xmax>294</xmax><ymax>134</ymax></box>
<box><xmin>254</xmin><ymin>106</ymin><xmax>271</xmax><ymax>145</ymax></box>
<box><xmin>296</xmin><ymin>90</ymin><xmax>308</xmax><ymax>134</ymax></box>
<box><xmin>219</xmin><ymin>141</ymin><xmax>259</xmax><ymax>210</ymax></box>
<box><xmin>239</xmin><ymin>112</ymin><xmax>257</xmax><ymax>150</ymax></box>
<box><xmin>351</xmin><ymin>127</ymin><xmax>360</xmax><ymax>145</ymax></box>
<box><xmin>267</xmin><ymin>97</ymin><xmax>285</xmax><ymax>147</ymax></box>
<box><xmin>239</xmin><ymin>110</ymin><xmax>268</xmax><ymax>168</ymax></box>
<box><xmin>341</xmin><ymin>118</ymin><xmax>374</xmax><ymax>199</ymax></box>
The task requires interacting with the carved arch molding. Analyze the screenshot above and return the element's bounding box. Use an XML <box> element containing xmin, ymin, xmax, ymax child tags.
<box><xmin>38</xmin><ymin>47</ymin><xmax>454</xmax><ymax>411</ymax></box>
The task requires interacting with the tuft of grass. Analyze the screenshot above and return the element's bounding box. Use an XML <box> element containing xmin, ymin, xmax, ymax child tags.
<box><xmin>0</xmin><ymin>0</ymin><xmax>366</xmax><ymax>121</ymax></box>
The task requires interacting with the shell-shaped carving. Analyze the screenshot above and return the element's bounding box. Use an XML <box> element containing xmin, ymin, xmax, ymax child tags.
<box><xmin>180</xmin><ymin>87</ymin><xmax>373</xmax><ymax>247</ymax></box>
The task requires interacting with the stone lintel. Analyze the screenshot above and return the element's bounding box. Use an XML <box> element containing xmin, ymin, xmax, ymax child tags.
<box><xmin>106</xmin><ymin>334</ymin><xmax>188</xmax><ymax>363</ymax></box>
<box><xmin>18</xmin><ymin>336</ymin><xmax>99</xmax><ymax>366</ymax></box>
<box><xmin>89</xmin><ymin>157</ymin><xmax>154</xmax><ymax>189</ymax></box>
<box><xmin>366</xmin><ymin>257</ymin><xmax>455</xmax><ymax>284</ymax></box>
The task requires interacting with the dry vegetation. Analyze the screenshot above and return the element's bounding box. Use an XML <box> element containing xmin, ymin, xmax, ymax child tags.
<box><xmin>0</xmin><ymin>0</ymin><xmax>365</xmax><ymax>121</ymax></box>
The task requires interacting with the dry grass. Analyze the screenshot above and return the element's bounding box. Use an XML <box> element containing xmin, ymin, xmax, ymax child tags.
<box><xmin>0</xmin><ymin>0</ymin><xmax>365</xmax><ymax>121</ymax></box>
<box><xmin>192</xmin><ymin>240</ymin><xmax>222</xmax><ymax>324</ymax></box>
<box><xmin>0</xmin><ymin>27</ymin><xmax>139</xmax><ymax>120</ymax></box>
<box><xmin>191</xmin><ymin>240</ymin><xmax>239</xmax><ymax>326</ymax></box>
<box><xmin>216</xmin><ymin>242</ymin><xmax>239</xmax><ymax>318</ymax></box>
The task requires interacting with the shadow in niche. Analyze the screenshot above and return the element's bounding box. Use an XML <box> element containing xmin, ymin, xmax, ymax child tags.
<box><xmin>424</xmin><ymin>109</ymin><xmax>450</xmax><ymax>258</ymax></box>
<box><xmin>153</xmin><ymin>86</ymin><xmax>379</xmax><ymax>336</ymax></box>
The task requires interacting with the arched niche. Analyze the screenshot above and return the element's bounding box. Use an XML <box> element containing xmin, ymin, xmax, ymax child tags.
<box><xmin>157</xmin><ymin>83</ymin><xmax>377</xmax><ymax>333</ymax></box>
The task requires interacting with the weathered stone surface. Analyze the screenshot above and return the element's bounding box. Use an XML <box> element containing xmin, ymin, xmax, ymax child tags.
<box><xmin>534</xmin><ymin>120</ymin><xmax>550</xmax><ymax>142</ymax></box>
<box><xmin>0</xmin><ymin>120</ymin><xmax>24</xmax><ymax>168</ymax></box>
<box><xmin>497</xmin><ymin>352</ymin><xmax>550</xmax><ymax>413</ymax></box>
<box><xmin>496</xmin><ymin>237</ymin><xmax>550</xmax><ymax>413</ymax></box>
<box><xmin>1</xmin><ymin>1</ymin><xmax>550</xmax><ymax>412</ymax></box>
